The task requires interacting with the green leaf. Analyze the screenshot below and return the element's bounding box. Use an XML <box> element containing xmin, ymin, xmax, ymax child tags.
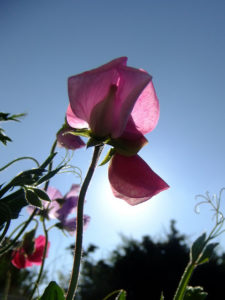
<box><xmin>25</xmin><ymin>189</ymin><xmax>43</xmax><ymax>208</ymax></box>
<box><xmin>0</xmin><ymin>112</ymin><xmax>26</xmax><ymax>122</ymax></box>
<box><xmin>198</xmin><ymin>243</ymin><xmax>218</xmax><ymax>264</ymax></box>
<box><xmin>22</xmin><ymin>229</ymin><xmax>36</xmax><ymax>255</ymax></box>
<box><xmin>116</xmin><ymin>290</ymin><xmax>126</xmax><ymax>300</ymax></box>
<box><xmin>39</xmin><ymin>152</ymin><xmax>57</xmax><ymax>170</ymax></box>
<box><xmin>184</xmin><ymin>286</ymin><xmax>207</xmax><ymax>299</ymax></box>
<box><xmin>29</xmin><ymin>187</ymin><xmax>51</xmax><ymax>202</ymax></box>
<box><xmin>36</xmin><ymin>166</ymin><xmax>63</xmax><ymax>185</ymax></box>
<box><xmin>0</xmin><ymin>189</ymin><xmax>27</xmax><ymax>226</ymax></box>
<box><xmin>39</xmin><ymin>281</ymin><xmax>65</xmax><ymax>300</ymax></box>
<box><xmin>190</xmin><ymin>233</ymin><xmax>207</xmax><ymax>262</ymax></box>
<box><xmin>99</xmin><ymin>148</ymin><xmax>116</xmax><ymax>166</ymax></box>
<box><xmin>0</xmin><ymin>130</ymin><xmax>12</xmax><ymax>145</ymax></box>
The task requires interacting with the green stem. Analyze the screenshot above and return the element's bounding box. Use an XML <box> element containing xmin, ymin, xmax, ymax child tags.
<box><xmin>66</xmin><ymin>145</ymin><xmax>103</xmax><ymax>300</ymax></box>
<box><xmin>28</xmin><ymin>218</ymin><xmax>49</xmax><ymax>300</ymax></box>
<box><xmin>0</xmin><ymin>156</ymin><xmax>40</xmax><ymax>172</ymax></box>
<box><xmin>173</xmin><ymin>262</ymin><xmax>195</xmax><ymax>300</ymax></box>
<box><xmin>44</xmin><ymin>140</ymin><xmax>57</xmax><ymax>191</ymax></box>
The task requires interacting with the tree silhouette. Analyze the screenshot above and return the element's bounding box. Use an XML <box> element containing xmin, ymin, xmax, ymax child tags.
<box><xmin>65</xmin><ymin>220</ymin><xmax>225</xmax><ymax>300</ymax></box>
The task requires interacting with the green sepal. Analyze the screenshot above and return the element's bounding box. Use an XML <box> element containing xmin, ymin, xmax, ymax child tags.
<box><xmin>183</xmin><ymin>286</ymin><xmax>207</xmax><ymax>299</ymax></box>
<box><xmin>39</xmin><ymin>281</ymin><xmax>65</xmax><ymax>300</ymax></box>
<box><xmin>197</xmin><ymin>243</ymin><xmax>218</xmax><ymax>264</ymax></box>
<box><xmin>107</xmin><ymin>135</ymin><xmax>148</xmax><ymax>157</ymax></box>
<box><xmin>22</xmin><ymin>229</ymin><xmax>36</xmax><ymax>255</ymax></box>
<box><xmin>190</xmin><ymin>233</ymin><xmax>206</xmax><ymax>263</ymax></box>
<box><xmin>86</xmin><ymin>137</ymin><xmax>104</xmax><ymax>148</ymax></box>
<box><xmin>67</xmin><ymin>128</ymin><xmax>91</xmax><ymax>138</ymax></box>
<box><xmin>25</xmin><ymin>188</ymin><xmax>43</xmax><ymax>208</ymax></box>
<box><xmin>99</xmin><ymin>148</ymin><xmax>116</xmax><ymax>166</ymax></box>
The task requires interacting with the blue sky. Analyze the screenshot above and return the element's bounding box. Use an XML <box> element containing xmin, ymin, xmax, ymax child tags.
<box><xmin>1</xmin><ymin>0</ymin><xmax>225</xmax><ymax>280</ymax></box>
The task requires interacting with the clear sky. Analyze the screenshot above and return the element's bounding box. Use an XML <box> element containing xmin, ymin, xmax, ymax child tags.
<box><xmin>1</xmin><ymin>0</ymin><xmax>225</xmax><ymax>281</ymax></box>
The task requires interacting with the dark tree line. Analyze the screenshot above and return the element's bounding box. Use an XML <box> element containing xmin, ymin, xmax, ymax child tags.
<box><xmin>68</xmin><ymin>221</ymin><xmax>225</xmax><ymax>300</ymax></box>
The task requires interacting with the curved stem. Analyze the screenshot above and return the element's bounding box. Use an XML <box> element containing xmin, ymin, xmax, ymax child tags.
<box><xmin>28</xmin><ymin>218</ymin><xmax>49</xmax><ymax>300</ymax></box>
<box><xmin>0</xmin><ymin>156</ymin><xmax>40</xmax><ymax>172</ymax></box>
<box><xmin>66</xmin><ymin>145</ymin><xmax>103</xmax><ymax>300</ymax></box>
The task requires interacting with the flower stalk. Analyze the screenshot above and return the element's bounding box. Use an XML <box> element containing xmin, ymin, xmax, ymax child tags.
<box><xmin>66</xmin><ymin>145</ymin><xmax>104</xmax><ymax>300</ymax></box>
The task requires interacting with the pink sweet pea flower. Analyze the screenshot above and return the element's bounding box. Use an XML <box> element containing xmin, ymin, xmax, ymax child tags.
<box><xmin>57</xmin><ymin>125</ymin><xmax>85</xmax><ymax>150</ymax></box>
<box><xmin>11</xmin><ymin>235</ymin><xmax>50</xmax><ymax>269</ymax></box>
<box><xmin>64</xmin><ymin>57</ymin><xmax>169</xmax><ymax>205</ymax></box>
<box><xmin>28</xmin><ymin>185</ymin><xmax>90</xmax><ymax>234</ymax></box>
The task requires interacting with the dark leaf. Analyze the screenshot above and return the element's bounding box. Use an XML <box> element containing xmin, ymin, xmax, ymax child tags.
<box><xmin>39</xmin><ymin>281</ymin><xmax>65</xmax><ymax>300</ymax></box>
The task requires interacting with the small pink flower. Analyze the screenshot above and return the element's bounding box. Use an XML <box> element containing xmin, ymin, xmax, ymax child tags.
<box><xmin>11</xmin><ymin>235</ymin><xmax>50</xmax><ymax>269</ymax></box>
<box><xmin>63</xmin><ymin>57</ymin><xmax>169</xmax><ymax>205</ymax></box>
<box><xmin>28</xmin><ymin>185</ymin><xmax>90</xmax><ymax>234</ymax></box>
<box><xmin>57</xmin><ymin>126</ymin><xmax>85</xmax><ymax>150</ymax></box>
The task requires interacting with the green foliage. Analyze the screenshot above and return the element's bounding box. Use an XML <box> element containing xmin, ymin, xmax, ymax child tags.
<box><xmin>0</xmin><ymin>112</ymin><xmax>26</xmax><ymax>145</ymax></box>
<box><xmin>39</xmin><ymin>281</ymin><xmax>65</xmax><ymax>300</ymax></box>
<box><xmin>190</xmin><ymin>233</ymin><xmax>207</xmax><ymax>263</ymax></box>
<box><xmin>0</xmin><ymin>153</ymin><xmax>63</xmax><ymax>226</ymax></box>
<box><xmin>184</xmin><ymin>286</ymin><xmax>207</xmax><ymax>300</ymax></box>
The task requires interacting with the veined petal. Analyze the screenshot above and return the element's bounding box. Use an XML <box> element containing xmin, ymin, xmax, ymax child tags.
<box><xmin>110</xmin><ymin>66</ymin><xmax>152</xmax><ymax>138</ymax></box>
<box><xmin>68</xmin><ymin>58</ymin><xmax>127</xmax><ymax>125</ymax></box>
<box><xmin>129</xmin><ymin>81</ymin><xmax>160</xmax><ymax>134</ymax></box>
<box><xmin>66</xmin><ymin>104</ymin><xmax>88</xmax><ymax>129</ymax></box>
<box><xmin>108</xmin><ymin>154</ymin><xmax>169</xmax><ymax>205</ymax></box>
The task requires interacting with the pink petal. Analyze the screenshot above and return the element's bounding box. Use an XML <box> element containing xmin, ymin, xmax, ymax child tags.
<box><xmin>128</xmin><ymin>81</ymin><xmax>160</xmax><ymax>135</ymax></box>
<box><xmin>46</xmin><ymin>187</ymin><xmax>63</xmax><ymax>219</ymax></box>
<box><xmin>68</xmin><ymin>58</ymin><xmax>127</xmax><ymax>126</ymax></box>
<box><xmin>28</xmin><ymin>235</ymin><xmax>50</xmax><ymax>264</ymax></box>
<box><xmin>66</xmin><ymin>104</ymin><xmax>88</xmax><ymax>129</ymax></box>
<box><xmin>65</xmin><ymin>184</ymin><xmax>80</xmax><ymax>199</ymax></box>
<box><xmin>109</xmin><ymin>66</ymin><xmax>152</xmax><ymax>138</ymax></box>
<box><xmin>108</xmin><ymin>154</ymin><xmax>169</xmax><ymax>205</ymax></box>
<box><xmin>11</xmin><ymin>250</ymin><xmax>32</xmax><ymax>269</ymax></box>
<box><xmin>47</xmin><ymin>187</ymin><xmax>63</xmax><ymax>201</ymax></box>
<box><xmin>57</xmin><ymin>126</ymin><xmax>86</xmax><ymax>150</ymax></box>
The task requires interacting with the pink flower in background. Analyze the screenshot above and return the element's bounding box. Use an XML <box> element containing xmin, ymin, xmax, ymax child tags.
<box><xmin>11</xmin><ymin>235</ymin><xmax>49</xmax><ymax>269</ymax></box>
<box><xmin>57</xmin><ymin>126</ymin><xmax>85</xmax><ymax>150</ymax></box>
<box><xmin>63</xmin><ymin>57</ymin><xmax>169</xmax><ymax>205</ymax></box>
<box><xmin>28</xmin><ymin>185</ymin><xmax>90</xmax><ymax>234</ymax></box>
